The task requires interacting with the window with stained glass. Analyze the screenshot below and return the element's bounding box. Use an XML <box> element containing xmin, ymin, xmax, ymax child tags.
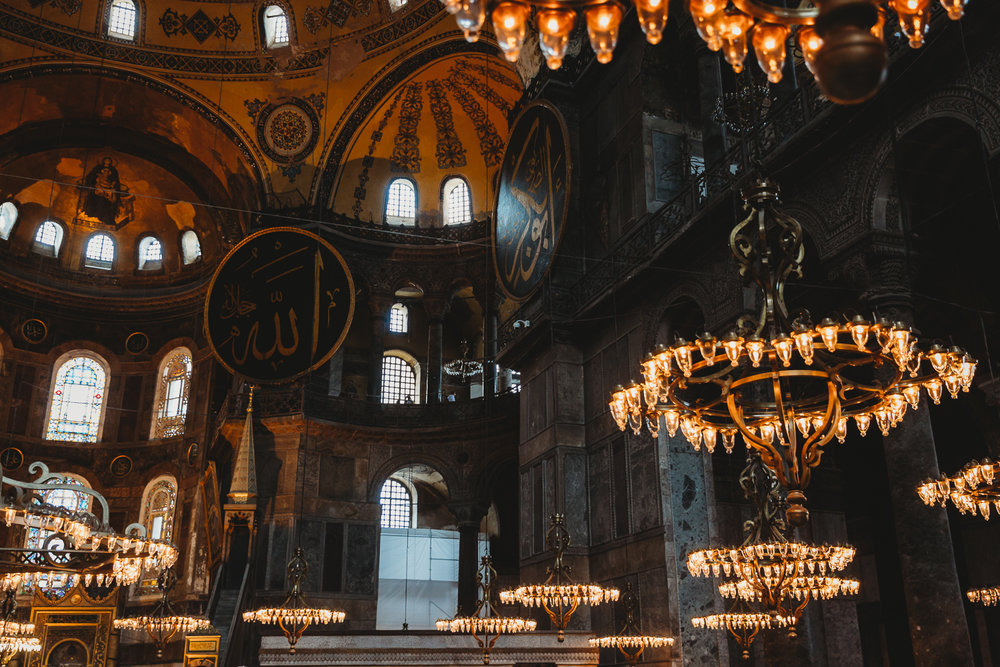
<box><xmin>381</xmin><ymin>354</ymin><xmax>417</xmax><ymax>404</ymax></box>
<box><xmin>389</xmin><ymin>303</ymin><xmax>408</xmax><ymax>334</ymax></box>
<box><xmin>24</xmin><ymin>476</ymin><xmax>91</xmax><ymax>594</ymax></box>
<box><xmin>45</xmin><ymin>356</ymin><xmax>108</xmax><ymax>443</ymax></box>
<box><xmin>138</xmin><ymin>477</ymin><xmax>177</xmax><ymax>589</ymax></box>
<box><xmin>151</xmin><ymin>349</ymin><xmax>192</xmax><ymax>438</ymax></box>
<box><xmin>379</xmin><ymin>478</ymin><xmax>412</xmax><ymax>528</ymax></box>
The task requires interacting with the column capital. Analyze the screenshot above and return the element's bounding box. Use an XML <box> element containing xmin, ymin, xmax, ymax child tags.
<box><xmin>423</xmin><ymin>296</ymin><xmax>450</xmax><ymax>321</ymax></box>
<box><xmin>449</xmin><ymin>499</ymin><xmax>489</xmax><ymax>528</ymax></box>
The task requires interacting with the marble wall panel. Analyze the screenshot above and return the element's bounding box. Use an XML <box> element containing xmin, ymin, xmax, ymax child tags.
<box><xmin>345</xmin><ymin>523</ymin><xmax>377</xmax><ymax>595</ymax></box>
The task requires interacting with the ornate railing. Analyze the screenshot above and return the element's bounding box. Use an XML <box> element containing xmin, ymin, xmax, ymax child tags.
<box><xmin>227</xmin><ymin>386</ymin><xmax>519</xmax><ymax>427</ymax></box>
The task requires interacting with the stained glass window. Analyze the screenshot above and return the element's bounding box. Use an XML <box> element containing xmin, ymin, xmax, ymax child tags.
<box><xmin>389</xmin><ymin>303</ymin><xmax>408</xmax><ymax>334</ymax></box>
<box><xmin>382</xmin><ymin>354</ymin><xmax>417</xmax><ymax>404</ymax></box>
<box><xmin>45</xmin><ymin>356</ymin><xmax>108</xmax><ymax>443</ymax></box>
<box><xmin>34</xmin><ymin>220</ymin><xmax>63</xmax><ymax>256</ymax></box>
<box><xmin>108</xmin><ymin>0</ymin><xmax>137</xmax><ymax>39</ymax></box>
<box><xmin>181</xmin><ymin>230</ymin><xmax>202</xmax><ymax>265</ymax></box>
<box><xmin>386</xmin><ymin>179</ymin><xmax>416</xmax><ymax>225</ymax></box>
<box><xmin>25</xmin><ymin>476</ymin><xmax>91</xmax><ymax>594</ymax></box>
<box><xmin>379</xmin><ymin>478</ymin><xmax>412</xmax><ymax>528</ymax></box>
<box><xmin>85</xmin><ymin>233</ymin><xmax>115</xmax><ymax>269</ymax></box>
<box><xmin>443</xmin><ymin>178</ymin><xmax>471</xmax><ymax>225</ymax></box>
<box><xmin>152</xmin><ymin>349</ymin><xmax>192</xmax><ymax>438</ymax></box>
<box><xmin>263</xmin><ymin>5</ymin><xmax>289</xmax><ymax>47</ymax></box>
<box><xmin>139</xmin><ymin>477</ymin><xmax>177</xmax><ymax>589</ymax></box>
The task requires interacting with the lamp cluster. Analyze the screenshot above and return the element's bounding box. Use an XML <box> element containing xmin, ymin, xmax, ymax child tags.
<box><xmin>691</xmin><ymin>610</ymin><xmax>792</xmax><ymax>631</ymax></box>
<box><xmin>720</xmin><ymin>575</ymin><xmax>860</xmax><ymax>602</ymax></box>
<box><xmin>917</xmin><ymin>459</ymin><xmax>999</xmax><ymax>519</ymax></box>
<box><xmin>436</xmin><ymin>616</ymin><xmax>537</xmax><ymax>633</ymax></box>
<box><xmin>688</xmin><ymin>542</ymin><xmax>855</xmax><ymax>587</ymax></box>
<box><xmin>587</xmin><ymin>583</ymin><xmax>673</xmax><ymax>664</ymax></box>
<box><xmin>589</xmin><ymin>634</ymin><xmax>673</xmax><ymax>648</ymax></box>
<box><xmin>439</xmin><ymin>0</ymin><xmax>970</xmax><ymax>103</ymax></box>
<box><xmin>499</xmin><ymin>583</ymin><xmax>620</xmax><ymax>608</ymax></box>
<box><xmin>967</xmin><ymin>587</ymin><xmax>1000</xmax><ymax>606</ymax></box>
<box><xmin>114</xmin><ymin>569</ymin><xmax>213</xmax><ymax>658</ymax></box>
<box><xmin>243</xmin><ymin>607</ymin><xmax>342</xmax><ymax>625</ymax></box>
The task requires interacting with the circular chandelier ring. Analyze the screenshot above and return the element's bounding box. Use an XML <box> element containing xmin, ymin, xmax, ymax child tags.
<box><xmin>730</xmin><ymin>0</ymin><xmax>818</xmax><ymax>26</ymax></box>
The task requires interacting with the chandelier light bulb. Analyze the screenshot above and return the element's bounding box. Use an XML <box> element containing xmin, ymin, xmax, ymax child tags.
<box><xmin>890</xmin><ymin>0</ymin><xmax>931</xmax><ymax>48</ymax></box>
<box><xmin>439</xmin><ymin>0</ymin><xmax>462</xmax><ymax>14</ymax></box>
<box><xmin>535</xmin><ymin>9</ymin><xmax>576</xmax><ymax>69</ymax></box>
<box><xmin>751</xmin><ymin>23</ymin><xmax>789</xmax><ymax>84</ymax></box>
<box><xmin>798</xmin><ymin>27</ymin><xmax>823</xmax><ymax>75</ymax></box>
<box><xmin>585</xmin><ymin>3</ymin><xmax>624</xmax><ymax>64</ymax></box>
<box><xmin>491</xmin><ymin>2</ymin><xmax>531</xmax><ymax>62</ymax></box>
<box><xmin>454</xmin><ymin>0</ymin><xmax>487</xmax><ymax>41</ymax></box>
<box><xmin>939</xmin><ymin>0</ymin><xmax>967</xmax><ymax>19</ymax></box>
<box><xmin>718</xmin><ymin>11</ymin><xmax>754</xmax><ymax>74</ymax></box>
<box><xmin>634</xmin><ymin>0</ymin><xmax>669</xmax><ymax>44</ymax></box>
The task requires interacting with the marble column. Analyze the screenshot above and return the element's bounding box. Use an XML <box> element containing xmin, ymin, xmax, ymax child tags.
<box><xmin>368</xmin><ymin>298</ymin><xmax>390</xmax><ymax>402</ymax></box>
<box><xmin>450</xmin><ymin>501</ymin><xmax>487</xmax><ymax>615</ymax></box>
<box><xmin>425</xmin><ymin>298</ymin><xmax>448</xmax><ymax>404</ymax></box>
<box><xmin>657</xmin><ymin>428</ymin><xmax>729</xmax><ymax>665</ymax></box>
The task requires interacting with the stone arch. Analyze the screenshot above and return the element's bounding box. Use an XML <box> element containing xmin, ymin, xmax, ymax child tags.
<box><xmin>642</xmin><ymin>282</ymin><xmax>714</xmax><ymax>354</ymax></box>
<box><xmin>367</xmin><ymin>454</ymin><xmax>460</xmax><ymax>505</ymax></box>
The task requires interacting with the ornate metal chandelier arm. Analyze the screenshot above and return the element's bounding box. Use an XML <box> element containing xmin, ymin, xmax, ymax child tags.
<box><xmin>5</xmin><ymin>462</ymin><xmax>110</xmax><ymax>525</ymax></box>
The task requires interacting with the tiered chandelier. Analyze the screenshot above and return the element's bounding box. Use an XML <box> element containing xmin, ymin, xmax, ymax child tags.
<box><xmin>691</xmin><ymin>598</ymin><xmax>792</xmax><ymax>660</ymax></box>
<box><xmin>0</xmin><ymin>461</ymin><xmax>178</xmax><ymax>590</ymax></box>
<box><xmin>439</xmin><ymin>0</ymin><xmax>970</xmax><ymax>103</ymax></box>
<box><xmin>499</xmin><ymin>514</ymin><xmax>619</xmax><ymax>641</ymax></box>
<box><xmin>444</xmin><ymin>340</ymin><xmax>484</xmax><ymax>381</ymax></box>
<box><xmin>0</xmin><ymin>593</ymin><xmax>39</xmax><ymax>667</ymax></box>
<box><xmin>114</xmin><ymin>569</ymin><xmax>213</xmax><ymax>657</ymax></box>
<box><xmin>437</xmin><ymin>555</ymin><xmax>537</xmax><ymax>664</ymax></box>
<box><xmin>688</xmin><ymin>455</ymin><xmax>859</xmax><ymax>647</ymax></box>
<box><xmin>244</xmin><ymin>547</ymin><xmax>345</xmax><ymax>653</ymax></box>
<box><xmin>588</xmin><ymin>582</ymin><xmax>673</xmax><ymax>664</ymax></box>
<box><xmin>918</xmin><ymin>459</ymin><xmax>1000</xmax><ymax>607</ymax></box>
<box><xmin>610</xmin><ymin>178</ymin><xmax>976</xmax><ymax>525</ymax></box>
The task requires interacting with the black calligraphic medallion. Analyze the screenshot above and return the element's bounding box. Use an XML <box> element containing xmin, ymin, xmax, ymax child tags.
<box><xmin>204</xmin><ymin>227</ymin><xmax>356</xmax><ymax>384</ymax></box>
<box><xmin>0</xmin><ymin>447</ymin><xmax>23</xmax><ymax>472</ymax></box>
<box><xmin>110</xmin><ymin>455</ymin><xmax>132</xmax><ymax>477</ymax></box>
<box><xmin>493</xmin><ymin>101</ymin><xmax>570</xmax><ymax>300</ymax></box>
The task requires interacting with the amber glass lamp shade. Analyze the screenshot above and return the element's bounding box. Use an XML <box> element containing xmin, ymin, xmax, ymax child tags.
<box><xmin>889</xmin><ymin>0</ymin><xmax>931</xmax><ymax>48</ymax></box>
<box><xmin>585</xmin><ymin>3</ymin><xmax>624</xmax><ymax>64</ymax></box>
<box><xmin>634</xmin><ymin>0</ymin><xmax>669</xmax><ymax>45</ymax></box>
<box><xmin>492</xmin><ymin>1</ymin><xmax>531</xmax><ymax>62</ymax></box>
<box><xmin>752</xmin><ymin>23</ymin><xmax>789</xmax><ymax>83</ymax></box>
<box><xmin>690</xmin><ymin>0</ymin><xmax>724</xmax><ymax>51</ymax></box>
<box><xmin>535</xmin><ymin>8</ymin><xmax>576</xmax><ymax>69</ymax></box>
<box><xmin>797</xmin><ymin>26</ymin><xmax>823</xmax><ymax>75</ymax></box>
<box><xmin>718</xmin><ymin>11</ymin><xmax>754</xmax><ymax>74</ymax></box>
<box><xmin>939</xmin><ymin>0</ymin><xmax>967</xmax><ymax>19</ymax></box>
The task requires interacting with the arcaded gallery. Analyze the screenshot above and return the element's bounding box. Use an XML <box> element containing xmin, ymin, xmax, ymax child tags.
<box><xmin>0</xmin><ymin>0</ymin><xmax>997</xmax><ymax>664</ymax></box>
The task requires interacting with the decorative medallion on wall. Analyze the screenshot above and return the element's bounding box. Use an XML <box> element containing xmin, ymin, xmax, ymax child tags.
<box><xmin>187</xmin><ymin>442</ymin><xmax>201</xmax><ymax>467</ymax></box>
<box><xmin>110</xmin><ymin>455</ymin><xmax>133</xmax><ymax>478</ymax></box>
<box><xmin>204</xmin><ymin>227</ymin><xmax>356</xmax><ymax>384</ymax></box>
<box><xmin>252</xmin><ymin>99</ymin><xmax>321</xmax><ymax>166</ymax></box>
<box><xmin>0</xmin><ymin>447</ymin><xmax>24</xmax><ymax>472</ymax></box>
<box><xmin>125</xmin><ymin>332</ymin><xmax>149</xmax><ymax>355</ymax></box>
<box><xmin>21</xmin><ymin>318</ymin><xmax>47</xmax><ymax>344</ymax></box>
<box><xmin>75</xmin><ymin>157</ymin><xmax>135</xmax><ymax>229</ymax></box>
<box><xmin>159</xmin><ymin>8</ymin><xmax>241</xmax><ymax>43</ymax></box>
<box><xmin>493</xmin><ymin>101</ymin><xmax>571</xmax><ymax>300</ymax></box>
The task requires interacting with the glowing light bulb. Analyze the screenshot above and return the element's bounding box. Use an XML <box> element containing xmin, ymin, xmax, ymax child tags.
<box><xmin>535</xmin><ymin>9</ymin><xmax>576</xmax><ymax>69</ymax></box>
<box><xmin>751</xmin><ymin>22</ymin><xmax>789</xmax><ymax>84</ymax></box>
<box><xmin>491</xmin><ymin>2</ymin><xmax>530</xmax><ymax>62</ymax></box>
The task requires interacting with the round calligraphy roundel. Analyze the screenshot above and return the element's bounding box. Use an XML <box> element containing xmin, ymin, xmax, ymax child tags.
<box><xmin>493</xmin><ymin>101</ymin><xmax>571</xmax><ymax>301</ymax></box>
<box><xmin>204</xmin><ymin>228</ymin><xmax>356</xmax><ymax>384</ymax></box>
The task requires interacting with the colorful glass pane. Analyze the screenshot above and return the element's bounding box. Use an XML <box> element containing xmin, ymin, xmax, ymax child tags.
<box><xmin>25</xmin><ymin>477</ymin><xmax>91</xmax><ymax>595</ymax></box>
<box><xmin>45</xmin><ymin>357</ymin><xmax>107</xmax><ymax>443</ymax></box>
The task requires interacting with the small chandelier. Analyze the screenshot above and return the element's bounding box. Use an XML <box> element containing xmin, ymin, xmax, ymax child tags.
<box><xmin>687</xmin><ymin>455</ymin><xmax>858</xmax><ymax>640</ymax></box>
<box><xmin>0</xmin><ymin>592</ymin><xmax>39</xmax><ymax>667</ymax></box>
<box><xmin>967</xmin><ymin>587</ymin><xmax>999</xmax><ymax>606</ymax></box>
<box><xmin>0</xmin><ymin>462</ymin><xmax>179</xmax><ymax>590</ymax></box>
<box><xmin>244</xmin><ymin>547</ymin><xmax>345</xmax><ymax>653</ymax></box>
<box><xmin>444</xmin><ymin>340</ymin><xmax>484</xmax><ymax>381</ymax></box>
<box><xmin>499</xmin><ymin>514</ymin><xmax>619</xmax><ymax>641</ymax></box>
<box><xmin>437</xmin><ymin>555</ymin><xmax>537</xmax><ymax>664</ymax></box>
<box><xmin>917</xmin><ymin>458</ymin><xmax>999</xmax><ymax>519</ymax></box>
<box><xmin>439</xmin><ymin>0</ymin><xmax>969</xmax><ymax>103</ymax></box>
<box><xmin>610</xmin><ymin>178</ymin><xmax>976</xmax><ymax>525</ymax></box>
<box><xmin>691</xmin><ymin>598</ymin><xmax>793</xmax><ymax>660</ymax></box>
<box><xmin>588</xmin><ymin>582</ymin><xmax>673</xmax><ymax>664</ymax></box>
<box><xmin>114</xmin><ymin>568</ymin><xmax>212</xmax><ymax>658</ymax></box>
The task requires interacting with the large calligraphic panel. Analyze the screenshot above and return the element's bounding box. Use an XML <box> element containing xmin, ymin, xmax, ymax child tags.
<box><xmin>204</xmin><ymin>228</ymin><xmax>355</xmax><ymax>384</ymax></box>
<box><xmin>493</xmin><ymin>101</ymin><xmax>570</xmax><ymax>300</ymax></box>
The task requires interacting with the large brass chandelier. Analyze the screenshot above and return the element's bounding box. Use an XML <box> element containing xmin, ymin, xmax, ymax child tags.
<box><xmin>588</xmin><ymin>582</ymin><xmax>673</xmax><ymax>664</ymax></box>
<box><xmin>691</xmin><ymin>598</ymin><xmax>792</xmax><ymax>660</ymax></box>
<box><xmin>114</xmin><ymin>569</ymin><xmax>212</xmax><ymax>657</ymax></box>
<box><xmin>244</xmin><ymin>547</ymin><xmax>345</xmax><ymax>653</ymax></box>
<box><xmin>499</xmin><ymin>514</ymin><xmax>619</xmax><ymax>641</ymax></box>
<box><xmin>0</xmin><ymin>461</ymin><xmax>179</xmax><ymax>590</ymax></box>
<box><xmin>439</xmin><ymin>0</ymin><xmax>969</xmax><ymax>103</ymax></box>
<box><xmin>610</xmin><ymin>178</ymin><xmax>976</xmax><ymax>525</ymax></box>
<box><xmin>436</xmin><ymin>555</ymin><xmax>537</xmax><ymax>664</ymax></box>
<box><xmin>0</xmin><ymin>593</ymin><xmax>39</xmax><ymax>666</ymax></box>
<box><xmin>918</xmin><ymin>459</ymin><xmax>999</xmax><ymax>607</ymax></box>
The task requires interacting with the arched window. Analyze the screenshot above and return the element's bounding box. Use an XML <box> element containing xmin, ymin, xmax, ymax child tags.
<box><xmin>181</xmin><ymin>230</ymin><xmax>202</xmax><ymax>265</ymax></box>
<box><xmin>107</xmin><ymin>0</ymin><xmax>137</xmax><ymax>40</ymax></box>
<box><xmin>138</xmin><ymin>476</ymin><xmax>177</xmax><ymax>589</ymax></box>
<box><xmin>45</xmin><ymin>355</ymin><xmax>109</xmax><ymax>443</ymax></box>
<box><xmin>262</xmin><ymin>4</ymin><xmax>290</xmax><ymax>48</ymax></box>
<box><xmin>381</xmin><ymin>352</ymin><xmax>418</xmax><ymax>404</ymax></box>
<box><xmin>150</xmin><ymin>348</ymin><xmax>192</xmax><ymax>438</ymax></box>
<box><xmin>386</xmin><ymin>179</ymin><xmax>416</xmax><ymax>226</ymax></box>
<box><xmin>24</xmin><ymin>475</ymin><xmax>92</xmax><ymax>594</ymax></box>
<box><xmin>33</xmin><ymin>220</ymin><xmax>64</xmax><ymax>257</ymax></box>
<box><xmin>389</xmin><ymin>303</ymin><xmax>408</xmax><ymax>334</ymax></box>
<box><xmin>85</xmin><ymin>233</ymin><xmax>115</xmax><ymax>270</ymax></box>
<box><xmin>388</xmin><ymin>0</ymin><xmax>408</xmax><ymax>10</ymax></box>
<box><xmin>379</xmin><ymin>478</ymin><xmax>414</xmax><ymax>528</ymax></box>
<box><xmin>138</xmin><ymin>236</ymin><xmax>162</xmax><ymax>270</ymax></box>
<box><xmin>0</xmin><ymin>202</ymin><xmax>17</xmax><ymax>240</ymax></box>
<box><xmin>442</xmin><ymin>177</ymin><xmax>471</xmax><ymax>225</ymax></box>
